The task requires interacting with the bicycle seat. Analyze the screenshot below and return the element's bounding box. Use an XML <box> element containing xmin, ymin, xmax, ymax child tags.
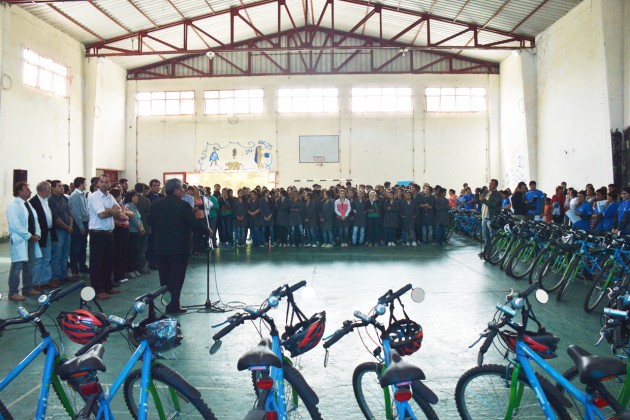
<box><xmin>237</xmin><ymin>338</ymin><xmax>282</xmax><ymax>371</ymax></box>
<box><xmin>379</xmin><ymin>350</ymin><xmax>425</xmax><ymax>387</ymax></box>
<box><xmin>567</xmin><ymin>345</ymin><xmax>626</xmax><ymax>384</ymax></box>
<box><xmin>57</xmin><ymin>344</ymin><xmax>106</xmax><ymax>380</ymax></box>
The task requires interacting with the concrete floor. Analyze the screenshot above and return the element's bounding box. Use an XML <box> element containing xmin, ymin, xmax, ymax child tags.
<box><xmin>0</xmin><ymin>236</ymin><xmax>611</xmax><ymax>419</ymax></box>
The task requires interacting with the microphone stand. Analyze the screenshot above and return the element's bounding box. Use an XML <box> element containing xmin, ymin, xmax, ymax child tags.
<box><xmin>183</xmin><ymin>195</ymin><xmax>225</xmax><ymax>313</ymax></box>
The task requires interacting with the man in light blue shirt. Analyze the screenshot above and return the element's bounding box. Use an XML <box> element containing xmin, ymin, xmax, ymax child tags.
<box><xmin>69</xmin><ymin>176</ymin><xmax>89</xmax><ymax>276</ymax></box>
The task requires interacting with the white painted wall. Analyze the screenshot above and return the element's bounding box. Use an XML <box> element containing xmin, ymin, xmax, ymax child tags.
<box><xmin>0</xmin><ymin>5</ymin><xmax>84</xmax><ymax>235</ymax></box>
<box><xmin>534</xmin><ymin>0</ymin><xmax>621</xmax><ymax>192</ymax></box>
<box><xmin>126</xmin><ymin>73</ymin><xmax>500</xmax><ymax>191</ymax></box>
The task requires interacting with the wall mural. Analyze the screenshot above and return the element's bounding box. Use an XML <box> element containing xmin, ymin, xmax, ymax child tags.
<box><xmin>504</xmin><ymin>153</ymin><xmax>528</xmax><ymax>189</ymax></box>
<box><xmin>197</xmin><ymin>140</ymin><xmax>273</xmax><ymax>172</ymax></box>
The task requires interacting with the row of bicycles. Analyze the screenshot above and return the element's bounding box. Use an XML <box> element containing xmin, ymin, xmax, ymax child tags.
<box><xmin>480</xmin><ymin>211</ymin><xmax>630</xmax><ymax>313</ymax></box>
<box><xmin>0</xmin><ymin>280</ymin><xmax>440</xmax><ymax>419</ymax></box>
<box><xmin>446</xmin><ymin>209</ymin><xmax>483</xmax><ymax>243</ymax></box>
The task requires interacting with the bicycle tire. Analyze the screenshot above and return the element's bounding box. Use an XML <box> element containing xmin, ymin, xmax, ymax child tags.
<box><xmin>251</xmin><ymin>363</ymin><xmax>322</xmax><ymax>420</ymax></box>
<box><xmin>0</xmin><ymin>399</ymin><xmax>13</xmax><ymax>420</ymax></box>
<box><xmin>352</xmin><ymin>361</ymin><xmax>438</xmax><ymax>420</ymax></box>
<box><xmin>528</xmin><ymin>246</ymin><xmax>555</xmax><ymax>285</ymax></box>
<box><xmin>501</xmin><ymin>239</ymin><xmax>522</xmax><ymax>272</ymax></box>
<box><xmin>455</xmin><ymin>364</ymin><xmax>571</xmax><ymax>420</ymax></box>
<box><xmin>506</xmin><ymin>242</ymin><xmax>536</xmax><ymax>279</ymax></box>
<box><xmin>123</xmin><ymin>365</ymin><xmax>217</xmax><ymax>420</ymax></box>
<box><xmin>486</xmin><ymin>235</ymin><xmax>507</xmax><ymax>265</ymax></box>
<box><xmin>538</xmin><ymin>251</ymin><xmax>570</xmax><ymax>292</ymax></box>
<box><xmin>556</xmin><ymin>259</ymin><xmax>578</xmax><ymax>301</ymax></box>
<box><xmin>561</xmin><ymin>365</ymin><xmax>627</xmax><ymax>419</ymax></box>
<box><xmin>584</xmin><ymin>259</ymin><xmax>617</xmax><ymax>313</ymax></box>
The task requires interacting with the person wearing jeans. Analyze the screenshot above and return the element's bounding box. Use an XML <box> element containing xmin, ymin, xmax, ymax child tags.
<box><xmin>29</xmin><ymin>181</ymin><xmax>58</xmax><ymax>290</ymax></box>
<box><xmin>48</xmin><ymin>180</ymin><xmax>74</xmax><ymax>283</ymax></box>
<box><xmin>479</xmin><ymin>179</ymin><xmax>502</xmax><ymax>247</ymax></box>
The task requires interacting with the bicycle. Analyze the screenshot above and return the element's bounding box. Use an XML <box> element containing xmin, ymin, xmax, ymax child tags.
<box><xmin>455</xmin><ymin>283</ymin><xmax>630</xmax><ymax>419</ymax></box>
<box><xmin>583</xmin><ymin>234</ymin><xmax>630</xmax><ymax>312</ymax></box>
<box><xmin>0</xmin><ymin>281</ymin><xmax>86</xmax><ymax>420</ymax></box>
<box><xmin>323</xmin><ymin>284</ymin><xmax>439</xmax><ymax>419</ymax></box>
<box><xmin>211</xmin><ymin>280</ymin><xmax>323</xmax><ymax>419</ymax></box>
<box><xmin>59</xmin><ymin>284</ymin><xmax>216</xmax><ymax>419</ymax></box>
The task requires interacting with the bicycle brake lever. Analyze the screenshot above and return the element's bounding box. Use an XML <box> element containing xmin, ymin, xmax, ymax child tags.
<box><xmin>469</xmin><ymin>330</ymin><xmax>489</xmax><ymax>348</ymax></box>
<box><xmin>211</xmin><ymin>320</ymin><xmax>229</xmax><ymax>328</ymax></box>
<box><xmin>596</xmin><ymin>332</ymin><xmax>605</xmax><ymax>346</ymax></box>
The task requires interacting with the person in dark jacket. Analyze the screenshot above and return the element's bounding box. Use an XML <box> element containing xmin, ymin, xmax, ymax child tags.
<box><xmin>399</xmin><ymin>190</ymin><xmax>417</xmax><ymax>246</ymax></box>
<box><xmin>320</xmin><ymin>190</ymin><xmax>335</xmax><ymax>247</ymax></box>
<box><xmin>232</xmin><ymin>189</ymin><xmax>248</xmax><ymax>247</ymax></box>
<box><xmin>247</xmin><ymin>190</ymin><xmax>262</xmax><ymax>246</ymax></box>
<box><xmin>219</xmin><ymin>189</ymin><xmax>234</xmax><ymax>247</ymax></box>
<box><xmin>275</xmin><ymin>190</ymin><xmax>290</xmax><ymax>247</ymax></box>
<box><xmin>260</xmin><ymin>190</ymin><xmax>273</xmax><ymax>246</ymax></box>
<box><xmin>434</xmin><ymin>188</ymin><xmax>451</xmax><ymax>245</ymax></box>
<box><xmin>148</xmin><ymin>178</ymin><xmax>210</xmax><ymax>314</ymax></box>
<box><xmin>30</xmin><ymin>181</ymin><xmax>58</xmax><ymax>290</ymax></box>
<box><xmin>511</xmin><ymin>182</ymin><xmax>528</xmax><ymax>220</ymax></box>
<box><xmin>365</xmin><ymin>190</ymin><xmax>382</xmax><ymax>246</ymax></box>
<box><xmin>351</xmin><ymin>189</ymin><xmax>367</xmax><ymax>246</ymax></box>
<box><xmin>288</xmin><ymin>190</ymin><xmax>304</xmax><ymax>247</ymax></box>
<box><xmin>302</xmin><ymin>191</ymin><xmax>318</xmax><ymax>247</ymax></box>
<box><xmin>417</xmin><ymin>185</ymin><xmax>436</xmax><ymax>244</ymax></box>
<box><xmin>382</xmin><ymin>190</ymin><xmax>400</xmax><ymax>246</ymax></box>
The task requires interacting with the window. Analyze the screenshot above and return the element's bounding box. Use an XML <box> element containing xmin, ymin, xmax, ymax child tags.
<box><xmin>22</xmin><ymin>49</ymin><xmax>69</xmax><ymax>97</ymax></box>
<box><xmin>425</xmin><ymin>87</ymin><xmax>486</xmax><ymax>112</ymax></box>
<box><xmin>204</xmin><ymin>89</ymin><xmax>263</xmax><ymax>115</ymax></box>
<box><xmin>136</xmin><ymin>91</ymin><xmax>195</xmax><ymax>116</ymax></box>
<box><xmin>351</xmin><ymin>87</ymin><xmax>412</xmax><ymax>113</ymax></box>
<box><xmin>277</xmin><ymin>88</ymin><xmax>338</xmax><ymax>113</ymax></box>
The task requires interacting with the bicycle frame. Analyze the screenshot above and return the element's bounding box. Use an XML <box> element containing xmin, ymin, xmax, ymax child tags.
<box><xmin>0</xmin><ymin>336</ymin><xmax>58</xmax><ymax>420</ymax></box>
<box><xmin>257</xmin><ymin>333</ymin><xmax>288</xmax><ymax>418</ymax></box>
<box><xmin>82</xmin><ymin>339</ymin><xmax>159</xmax><ymax>420</ymax></box>
<box><xmin>380</xmin><ymin>339</ymin><xmax>417</xmax><ymax>420</ymax></box>
<box><xmin>511</xmin><ymin>340</ymin><xmax>604</xmax><ymax>420</ymax></box>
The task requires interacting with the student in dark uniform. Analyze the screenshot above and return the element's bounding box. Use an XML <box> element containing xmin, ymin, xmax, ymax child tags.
<box><xmin>148</xmin><ymin>179</ymin><xmax>210</xmax><ymax>314</ymax></box>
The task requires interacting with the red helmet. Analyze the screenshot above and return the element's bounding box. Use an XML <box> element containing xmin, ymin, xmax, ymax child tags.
<box><xmin>58</xmin><ymin>310</ymin><xmax>109</xmax><ymax>345</ymax></box>
<box><xmin>386</xmin><ymin>319</ymin><xmax>423</xmax><ymax>356</ymax></box>
<box><xmin>282</xmin><ymin>312</ymin><xmax>326</xmax><ymax>357</ymax></box>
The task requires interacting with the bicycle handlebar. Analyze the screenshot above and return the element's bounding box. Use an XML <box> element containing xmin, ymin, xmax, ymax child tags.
<box><xmin>604</xmin><ymin>308</ymin><xmax>629</xmax><ymax>319</ymax></box>
<box><xmin>50</xmin><ymin>281</ymin><xmax>86</xmax><ymax>304</ymax></box>
<box><xmin>270</xmin><ymin>280</ymin><xmax>307</xmax><ymax>298</ymax></box>
<box><xmin>135</xmin><ymin>285</ymin><xmax>169</xmax><ymax>304</ymax></box>
<box><xmin>322</xmin><ymin>321</ymin><xmax>357</xmax><ymax>349</ymax></box>
<box><xmin>377</xmin><ymin>284</ymin><xmax>412</xmax><ymax>305</ymax></box>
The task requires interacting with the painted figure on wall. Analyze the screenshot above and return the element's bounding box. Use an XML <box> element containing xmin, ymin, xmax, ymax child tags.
<box><xmin>198</xmin><ymin>140</ymin><xmax>273</xmax><ymax>172</ymax></box>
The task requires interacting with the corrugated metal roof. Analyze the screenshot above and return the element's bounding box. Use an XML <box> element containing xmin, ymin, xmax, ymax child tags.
<box><xmin>17</xmin><ymin>0</ymin><xmax>582</xmax><ymax>73</ymax></box>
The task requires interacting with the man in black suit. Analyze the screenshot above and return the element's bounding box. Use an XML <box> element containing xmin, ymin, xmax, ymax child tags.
<box><xmin>29</xmin><ymin>181</ymin><xmax>59</xmax><ymax>290</ymax></box>
<box><xmin>148</xmin><ymin>178</ymin><xmax>211</xmax><ymax>314</ymax></box>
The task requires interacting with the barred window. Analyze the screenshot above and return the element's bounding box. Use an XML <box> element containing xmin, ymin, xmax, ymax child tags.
<box><xmin>277</xmin><ymin>88</ymin><xmax>338</xmax><ymax>113</ymax></box>
<box><xmin>204</xmin><ymin>89</ymin><xmax>263</xmax><ymax>115</ymax></box>
<box><xmin>351</xmin><ymin>87</ymin><xmax>412</xmax><ymax>113</ymax></box>
<box><xmin>23</xmin><ymin>49</ymin><xmax>69</xmax><ymax>97</ymax></box>
<box><xmin>425</xmin><ymin>87</ymin><xmax>486</xmax><ymax>112</ymax></box>
<box><xmin>136</xmin><ymin>91</ymin><xmax>195</xmax><ymax>116</ymax></box>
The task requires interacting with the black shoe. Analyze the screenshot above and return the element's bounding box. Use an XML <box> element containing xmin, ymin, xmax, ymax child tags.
<box><xmin>166</xmin><ymin>306</ymin><xmax>188</xmax><ymax>314</ymax></box>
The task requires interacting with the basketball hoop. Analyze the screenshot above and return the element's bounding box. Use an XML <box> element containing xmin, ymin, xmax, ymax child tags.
<box><xmin>313</xmin><ymin>156</ymin><xmax>325</xmax><ymax>167</ymax></box>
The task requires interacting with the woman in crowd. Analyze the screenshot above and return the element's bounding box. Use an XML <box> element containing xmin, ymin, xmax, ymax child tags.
<box><xmin>365</xmin><ymin>190</ymin><xmax>382</xmax><ymax>246</ymax></box>
<box><xmin>260</xmin><ymin>189</ymin><xmax>274</xmax><ymax>246</ymax></box>
<box><xmin>400</xmin><ymin>190</ymin><xmax>417</xmax><ymax>246</ymax></box>
<box><xmin>288</xmin><ymin>189</ymin><xmax>303</xmax><ymax>247</ymax></box>
<box><xmin>219</xmin><ymin>189</ymin><xmax>234</xmax><ymax>247</ymax></box>
<box><xmin>233</xmin><ymin>189</ymin><xmax>248</xmax><ymax>247</ymax></box>
<box><xmin>275</xmin><ymin>189</ymin><xmax>290</xmax><ymax>247</ymax></box>
<box><xmin>334</xmin><ymin>189</ymin><xmax>352</xmax><ymax>246</ymax></box>
<box><xmin>613</xmin><ymin>186</ymin><xmax>630</xmax><ymax>235</ymax></box>
<box><xmin>190</xmin><ymin>185</ymin><xmax>207</xmax><ymax>255</ymax></box>
<box><xmin>320</xmin><ymin>190</ymin><xmax>334</xmax><ymax>247</ymax></box>
<box><xmin>550</xmin><ymin>185</ymin><xmax>566</xmax><ymax>224</ymax></box>
<box><xmin>434</xmin><ymin>188</ymin><xmax>451</xmax><ymax>245</ymax></box>
<box><xmin>111</xmin><ymin>188</ymin><xmax>133</xmax><ymax>284</ymax></box>
<box><xmin>382</xmin><ymin>190</ymin><xmax>399</xmax><ymax>246</ymax></box>
<box><xmin>302</xmin><ymin>191</ymin><xmax>318</xmax><ymax>247</ymax></box>
<box><xmin>594</xmin><ymin>191</ymin><xmax>619</xmax><ymax>232</ymax></box>
<box><xmin>511</xmin><ymin>182</ymin><xmax>528</xmax><ymax>220</ymax></box>
<box><xmin>124</xmin><ymin>191</ymin><xmax>144</xmax><ymax>279</ymax></box>
<box><xmin>351</xmin><ymin>189</ymin><xmax>367</xmax><ymax>246</ymax></box>
<box><xmin>418</xmin><ymin>184</ymin><xmax>435</xmax><ymax>244</ymax></box>
<box><xmin>247</xmin><ymin>189</ymin><xmax>263</xmax><ymax>247</ymax></box>
<box><xmin>573</xmin><ymin>190</ymin><xmax>593</xmax><ymax>230</ymax></box>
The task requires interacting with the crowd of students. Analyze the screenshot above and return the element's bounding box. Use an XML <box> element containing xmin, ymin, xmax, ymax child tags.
<box><xmin>6</xmin><ymin>175</ymin><xmax>629</xmax><ymax>301</ymax></box>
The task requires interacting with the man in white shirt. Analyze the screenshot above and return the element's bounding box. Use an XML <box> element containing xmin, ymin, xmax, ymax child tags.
<box><xmin>87</xmin><ymin>174</ymin><xmax>122</xmax><ymax>299</ymax></box>
<box><xmin>6</xmin><ymin>182</ymin><xmax>42</xmax><ymax>301</ymax></box>
<box><xmin>30</xmin><ymin>181</ymin><xmax>59</xmax><ymax>291</ymax></box>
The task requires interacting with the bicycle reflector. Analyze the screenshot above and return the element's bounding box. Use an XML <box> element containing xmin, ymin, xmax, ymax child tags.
<box><xmin>266</xmin><ymin>412</ymin><xmax>278</xmax><ymax>420</ymax></box>
<box><xmin>78</xmin><ymin>381</ymin><xmax>101</xmax><ymax>396</ymax></box>
<box><xmin>256</xmin><ymin>377</ymin><xmax>274</xmax><ymax>390</ymax></box>
<box><xmin>394</xmin><ymin>384</ymin><xmax>413</xmax><ymax>402</ymax></box>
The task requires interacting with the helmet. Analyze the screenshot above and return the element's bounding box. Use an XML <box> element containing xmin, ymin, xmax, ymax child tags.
<box><xmin>386</xmin><ymin>319</ymin><xmax>423</xmax><ymax>356</ymax></box>
<box><xmin>500</xmin><ymin>331</ymin><xmax>559</xmax><ymax>359</ymax></box>
<box><xmin>282</xmin><ymin>312</ymin><xmax>326</xmax><ymax>357</ymax></box>
<box><xmin>58</xmin><ymin>309</ymin><xmax>109</xmax><ymax>345</ymax></box>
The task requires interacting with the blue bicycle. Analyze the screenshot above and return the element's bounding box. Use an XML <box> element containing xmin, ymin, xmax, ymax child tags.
<box><xmin>0</xmin><ymin>281</ymin><xmax>85</xmax><ymax>420</ymax></box>
<box><xmin>211</xmin><ymin>280</ymin><xmax>323</xmax><ymax>419</ymax></box>
<box><xmin>323</xmin><ymin>284</ymin><xmax>439</xmax><ymax>419</ymax></box>
<box><xmin>64</xmin><ymin>285</ymin><xmax>216</xmax><ymax>419</ymax></box>
<box><xmin>455</xmin><ymin>283</ymin><xmax>630</xmax><ymax>419</ymax></box>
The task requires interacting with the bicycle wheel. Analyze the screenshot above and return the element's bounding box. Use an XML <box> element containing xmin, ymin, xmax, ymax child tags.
<box><xmin>584</xmin><ymin>260</ymin><xmax>618</xmax><ymax>313</ymax></box>
<box><xmin>528</xmin><ymin>246</ymin><xmax>555</xmax><ymax>285</ymax></box>
<box><xmin>556</xmin><ymin>259</ymin><xmax>578</xmax><ymax>301</ymax></box>
<box><xmin>501</xmin><ymin>239</ymin><xmax>522</xmax><ymax>272</ymax></box>
<box><xmin>123</xmin><ymin>365</ymin><xmax>217</xmax><ymax>419</ymax></box>
<box><xmin>352</xmin><ymin>362</ymin><xmax>438</xmax><ymax>420</ymax></box>
<box><xmin>0</xmin><ymin>399</ymin><xmax>13</xmax><ymax>420</ymax></box>
<box><xmin>251</xmin><ymin>363</ymin><xmax>322</xmax><ymax>419</ymax></box>
<box><xmin>538</xmin><ymin>251</ymin><xmax>570</xmax><ymax>292</ymax></box>
<box><xmin>507</xmin><ymin>242</ymin><xmax>536</xmax><ymax>279</ymax></box>
<box><xmin>486</xmin><ymin>235</ymin><xmax>507</xmax><ymax>265</ymax></box>
<box><xmin>52</xmin><ymin>371</ymin><xmax>96</xmax><ymax>419</ymax></box>
<box><xmin>455</xmin><ymin>364</ymin><xmax>570</xmax><ymax>420</ymax></box>
<box><xmin>561</xmin><ymin>365</ymin><xmax>627</xmax><ymax>419</ymax></box>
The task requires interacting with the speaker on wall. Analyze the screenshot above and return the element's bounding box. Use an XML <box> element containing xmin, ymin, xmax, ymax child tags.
<box><xmin>13</xmin><ymin>169</ymin><xmax>27</xmax><ymax>186</ymax></box>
